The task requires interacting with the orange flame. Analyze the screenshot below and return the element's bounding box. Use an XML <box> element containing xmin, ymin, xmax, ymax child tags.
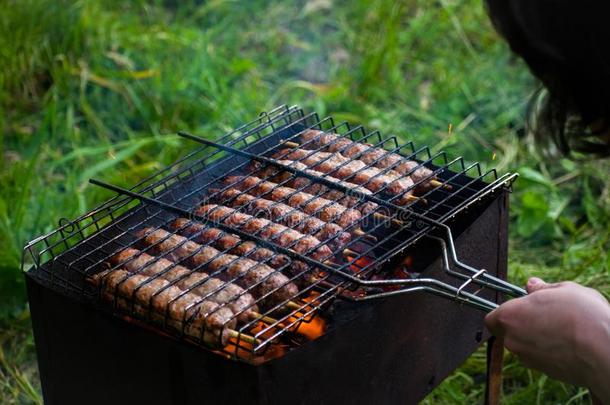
<box><xmin>219</xmin><ymin>321</ymin><xmax>288</xmax><ymax>363</ymax></box>
<box><xmin>389</xmin><ymin>255</ymin><xmax>415</xmax><ymax>284</ymax></box>
<box><xmin>291</xmin><ymin>315</ymin><xmax>326</xmax><ymax>340</ymax></box>
<box><xmin>287</xmin><ymin>291</ymin><xmax>327</xmax><ymax>340</ymax></box>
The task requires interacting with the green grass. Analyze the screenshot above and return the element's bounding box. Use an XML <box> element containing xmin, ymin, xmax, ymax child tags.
<box><xmin>1</xmin><ymin>0</ymin><xmax>609</xmax><ymax>403</ymax></box>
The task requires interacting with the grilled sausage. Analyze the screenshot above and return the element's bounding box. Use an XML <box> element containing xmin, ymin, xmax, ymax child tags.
<box><xmin>222</xmin><ymin>175</ymin><xmax>362</xmax><ymax>228</ymax></box>
<box><xmin>137</xmin><ymin>227</ymin><xmax>298</xmax><ymax>308</ymax></box>
<box><xmin>111</xmin><ymin>247</ymin><xmax>258</xmax><ymax>323</ymax></box>
<box><xmin>253</xmin><ymin>159</ymin><xmax>379</xmax><ymax>215</ymax></box>
<box><xmin>91</xmin><ymin>269</ymin><xmax>235</xmax><ymax>347</ymax></box>
<box><xmin>194</xmin><ymin>204</ymin><xmax>334</xmax><ymax>262</ymax></box>
<box><xmin>272</xmin><ymin>148</ymin><xmax>415</xmax><ymax>204</ymax></box>
<box><xmin>300</xmin><ymin>129</ymin><xmax>436</xmax><ymax>192</ymax></box>
<box><xmin>168</xmin><ymin>218</ymin><xmax>316</xmax><ymax>287</ymax></box>
<box><xmin>210</xmin><ymin>188</ymin><xmax>351</xmax><ymax>249</ymax></box>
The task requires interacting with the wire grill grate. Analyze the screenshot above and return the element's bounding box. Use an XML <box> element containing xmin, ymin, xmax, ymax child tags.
<box><xmin>23</xmin><ymin>105</ymin><xmax>520</xmax><ymax>363</ymax></box>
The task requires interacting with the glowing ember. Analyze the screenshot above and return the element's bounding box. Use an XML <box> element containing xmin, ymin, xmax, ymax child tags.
<box><xmin>117</xmin><ymin>289</ymin><xmax>328</xmax><ymax>363</ymax></box>
<box><xmin>349</xmin><ymin>256</ymin><xmax>374</xmax><ymax>273</ymax></box>
<box><xmin>293</xmin><ymin>316</ymin><xmax>325</xmax><ymax>340</ymax></box>
<box><xmin>220</xmin><ymin>321</ymin><xmax>288</xmax><ymax>362</ymax></box>
<box><xmin>288</xmin><ymin>292</ymin><xmax>327</xmax><ymax>340</ymax></box>
<box><xmin>390</xmin><ymin>255</ymin><xmax>417</xmax><ymax>280</ymax></box>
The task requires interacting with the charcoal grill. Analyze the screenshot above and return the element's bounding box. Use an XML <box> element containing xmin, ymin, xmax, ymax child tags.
<box><xmin>23</xmin><ymin>105</ymin><xmax>523</xmax><ymax>404</ymax></box>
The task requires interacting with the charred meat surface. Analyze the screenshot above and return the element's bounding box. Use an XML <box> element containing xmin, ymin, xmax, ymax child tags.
<box><xmin>111</xmin><ymin>247</ymin><xmax>258</xmax><ymax>323</ymax></box>
<box><xmin>300</xmin><ymin>129</ymin><xmax>437</xmax><ymax>192</ymax></box>
<box><xmin>210</xmin><ymin>188</ymin><xmax>352</xmax><ymax>248</ymax></box>
<box><xmin>222</xmin><ymin>175</ymin><xmax>362</xmax><ymax>228</ymax></box>
<box><xmin>137</xmin><ymin>227</ymin><xmax>298</xmax><ymax>307</ymax></box>
<box><xmin>254</xmin><ymin>160</ymin><xmax>378</xmax><ymax>214</ymax></box>
<box><xmin>169</xmin><ymin>218</ymin><xmax>317</xmax><ymax>287</ymax></box>
<box><xmin>195</xmin><ymin>204</ymin><xmax>333</xmax><ymax>262</ymax></box>
<box><xmin>272</xmin><ymin>148</ymin><xmax>415</xmax><ymax>204</ymax></box>
<box><xmin>91</xmin><ymin>269</ymin><xmax>235</xmax><ymax>347</ymax></box>
<box><xmin>170</xmin><ymin>218</ymin><xmax>292</xmax><ymax>270</ymax></box>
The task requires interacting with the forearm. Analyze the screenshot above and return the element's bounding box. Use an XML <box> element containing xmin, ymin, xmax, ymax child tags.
<box><xmin>586</xmin><ymin>303</ymin><xmax>610</xmax><ymax>404</ymax></box>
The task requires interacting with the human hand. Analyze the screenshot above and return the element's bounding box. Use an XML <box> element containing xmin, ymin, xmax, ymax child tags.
<box><xmin>485</xmin><ymin>278</ymin><xmax>610</xmax><ymax>402</ymax></box>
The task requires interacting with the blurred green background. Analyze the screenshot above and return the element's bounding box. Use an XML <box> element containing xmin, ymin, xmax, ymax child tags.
<box><xmin>1</xmin><ymin>0</ymin><xmax>609</xmax><ymax>403</ymax></box>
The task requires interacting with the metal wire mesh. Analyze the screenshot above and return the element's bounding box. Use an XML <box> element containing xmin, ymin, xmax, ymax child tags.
<box><xmin>23</xmin><ymin>105</ymin><xmax>516</xmax><ymax>363</ymax></box>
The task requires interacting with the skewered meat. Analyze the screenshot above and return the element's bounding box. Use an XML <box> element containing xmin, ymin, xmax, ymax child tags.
<box><xmin>222</xmin><ymin>175</ymin><xmax>362</xmax><ymax>228</ymax></box>
<box><xmin>272</xmin><ymin>148</ymin><xmax>415</xmax><ymax>204</ymax></box>
<box><xmin>137</xmin><ymin>227</ymin><xmax>298</xmax><ymax>307</ymax></box>
<box><xmin>300</xmin><ymin>129</ymin><xmax>436</xmax><ymax>192</ymax></box>
<box><xmin>253</xmin><ymin>159</ymin><xmax>378</xmax><ymax>215</ymax></box>
<box><xmin>195</xmin><ymin>204</ymin><xmax>334</xmax><ymax>262</ymax></box>
<box><xmin>210</xmin><ymin>188</ymin><xmax>351</xmax><ymax>248</ymax></box>
<box><xmin>111</xmin><ymin>247</ymin><xmax>258</xmax><ymax>323</ymax></box>
<box><xmin>170</xmin><ymin>218</ymin><xmax>290</xmax><ymax>269</ymax></box>
<box><xmin>91</xmin><ymin>269</ymin><xmax>235</xmax><ymax>347</ymax></box>
<box><xmin>168</xmin><ymin>218</ymin><xmax>316</xmax><ymax>287</ymax></box>
<box><xmin>195</xmin><ymin>204</ymin><xmax>332</xmax><ymax>261</ymax></box>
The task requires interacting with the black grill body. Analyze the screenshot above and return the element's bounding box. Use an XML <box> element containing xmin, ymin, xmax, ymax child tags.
<box><xmin>27</xmin><ymin>191</ymin><xmax>507</xmax><ymax>405</ymax></box>
<box><xmin>24</xmin><ymin>106</ymin><xmax>512</xmax><ymax>404</ymax></box>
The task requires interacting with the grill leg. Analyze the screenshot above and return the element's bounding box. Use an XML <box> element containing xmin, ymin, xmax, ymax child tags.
<box><xmin>484</xmin><ymin>336</ymin><xmax>504</xmax><ymax>405</ymax></box>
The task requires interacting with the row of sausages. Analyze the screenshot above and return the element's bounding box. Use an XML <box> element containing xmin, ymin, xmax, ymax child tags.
<box><xmin>91</xmin><ymin>129</ymin><xmax>432</xmax><ymax>347</ymax></box>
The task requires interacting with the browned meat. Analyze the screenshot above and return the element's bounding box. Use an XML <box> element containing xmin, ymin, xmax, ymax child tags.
<box><xmin>222</xmin><ymin>175</ymin><xmax>362</xmax><ymax>228</ymax></box>
<box><xmin>91</xmin><ymin>269</ymin><xmax>235</xmax><ymax>347</ymax></box>
<box><xmin>111</xmin><ymin>247</ymin><xmax>258</xmax><ymax>323</ymax></box>
<box><xmin>137</xmin><ymin>228</ymin><xmax>298</xmax><ymax>308</ymax></box>
<box><xmin>168</xmin><ymin>218</ymin><xmax>316</xmax><ymax>287</ymax></box>
<box><xmin>300</xmin><ymin>129</ymin><xmax>436</xmax><ymax>192</ymax></box>
<box><xmin>195</xmin><ymin>204</ymin><xmax>334</xmax><ymax>263</ymax></box>
<box><xmin>272</xmin><ymin>148</ymin><xmax>415</xmax><ymax>204</ymax></box>
<box><xmin>254</xmin><ymin>159</ymin><xmax>378</xmax><ymax>215</ymax></box>
<box><xmin>170</xmin><ymin>218</ymin><xmax>290</xmax><ymax>269</ymax></box>
<box><xmin>211</xmin><ymin>188</ymin><xmax>351</xmax><ymax>249</ymax></box>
